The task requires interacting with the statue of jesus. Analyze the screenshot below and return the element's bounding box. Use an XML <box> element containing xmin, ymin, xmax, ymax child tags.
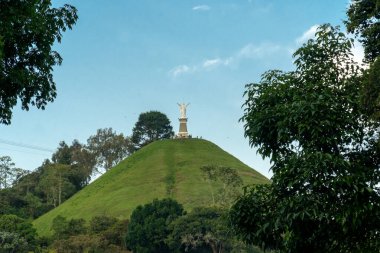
<box><xmin>177</xmin><ymin>103</ymin><xmax>189</xmax><ymax>118</ymax></box>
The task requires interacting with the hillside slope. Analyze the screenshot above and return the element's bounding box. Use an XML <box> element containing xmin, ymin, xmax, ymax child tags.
<box><xmin>34</xmin><ymin>139</ymin><xmax>269</xmax><ymax>236</ymax></box>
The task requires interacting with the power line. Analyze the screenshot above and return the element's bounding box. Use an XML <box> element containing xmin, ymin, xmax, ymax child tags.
<box><xmin>0</xmin><ymin>146</ymin><xmax>50</xmax><ymax>156</ymax></box>
<box><xmin>0</xmin><ymin>138</ymin><xmax>54</xmax><ymax>153</ymax></box>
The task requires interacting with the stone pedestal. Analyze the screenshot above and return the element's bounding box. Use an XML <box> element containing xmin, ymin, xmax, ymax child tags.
<box><xmin>177</xmin><ymin>118</ymin><xmax>189</xmax><ymax>138</ymax></box>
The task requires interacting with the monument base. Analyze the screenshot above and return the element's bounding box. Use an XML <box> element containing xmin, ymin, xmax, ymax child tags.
<box><xmin>177</xmin><ymin>118</ymin><xmax>189</xmax><ymax>138</ymax></box>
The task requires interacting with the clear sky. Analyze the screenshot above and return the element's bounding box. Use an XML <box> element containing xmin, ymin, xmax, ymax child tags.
<box><xmin>0</xmin><ymin>0</ymin><xmax>360</xmax><ymax>179</ymax></box>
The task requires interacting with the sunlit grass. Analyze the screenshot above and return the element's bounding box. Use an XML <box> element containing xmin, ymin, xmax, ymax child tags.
<box><xmin>33</xmin><ymin>138</ymin><xmax>269</xmax><ymax>236</ymax></box>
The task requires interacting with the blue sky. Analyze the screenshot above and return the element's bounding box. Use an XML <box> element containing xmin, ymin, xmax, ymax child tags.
<box><xmin>0</xmin><ymin>0</ymin><xmax>359</xmax><ymax>178</ymax></box>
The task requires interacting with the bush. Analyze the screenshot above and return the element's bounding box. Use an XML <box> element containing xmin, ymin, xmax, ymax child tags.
<box><xmin>126</xmin><ymin>198</ymin><xmax>184</xmax><ymax>253</ymax></box>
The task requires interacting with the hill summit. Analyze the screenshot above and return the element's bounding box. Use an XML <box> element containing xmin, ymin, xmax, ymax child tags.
<box><xmin>34</xmin><ymin>139</ymin><xmax>269</xmax><ymax>236</ymax></box>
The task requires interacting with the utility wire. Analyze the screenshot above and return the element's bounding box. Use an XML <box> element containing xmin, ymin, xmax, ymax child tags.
<box><xmin>0</xmin><ymin>146</ymin><xmax>50</xmax><ymax>156</ymax></box>
<box><xmin>0</xmin><ymin>138</ymin><xmax>54</xmax><ymax>153</ymax></box>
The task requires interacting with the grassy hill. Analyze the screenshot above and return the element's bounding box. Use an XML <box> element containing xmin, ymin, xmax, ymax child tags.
<box><xmin>33</xmin><ymin>139</ymin><xmax>269</xmax><ymax>236</ymax></box>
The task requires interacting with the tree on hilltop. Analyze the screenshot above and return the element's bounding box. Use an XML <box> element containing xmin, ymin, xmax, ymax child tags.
<box><xmin>131</xmin><ymin>111</ymin><xmax>174</xmax><ymax>150</ymax></box>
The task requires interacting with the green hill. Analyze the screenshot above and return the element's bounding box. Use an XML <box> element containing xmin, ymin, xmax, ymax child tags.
<box><xmin>33</xmin><ymin>139</ymin><xmax>269</xmax><ymax>236</ymax></box>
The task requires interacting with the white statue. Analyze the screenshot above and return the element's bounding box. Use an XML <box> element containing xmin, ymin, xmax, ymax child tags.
<box><xmin>177</xmin><ymin>103</ymin><xmax>189</xmax><ymax>118</ymax></box>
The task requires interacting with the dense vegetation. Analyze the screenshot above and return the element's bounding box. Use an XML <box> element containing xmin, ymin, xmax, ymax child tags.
<box><xmin>230</xmin><ymin>5</ymin><xmax>380</xmax><ymax>252</ymax></box>
<box><xmin>0</xmin><ymin>128</ymin><xmax>131</xmax><ymax>220</ymax></box>
<box><xmin>0</xmin><ymin>0</ymin><xmax>78</xmax><ymax>124</ymax></box>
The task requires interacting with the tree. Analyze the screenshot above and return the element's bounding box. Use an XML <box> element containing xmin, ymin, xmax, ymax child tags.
<box><xmin>126</xmin><ymin>198</ymin><xmax>184</xmax><ymax>253</ymax></box>
<box><xmin>0</xmin><ymin>0</ymin><xmax>78</xmax><ymax>124</ymax></box>
<box><xmin>346</xmin><ymin>0</ymin><xmax>380</xmax><ymax>62</ymax></box>
<box><xmin>131</xmin><ymin>111</ymin><xmax>174</xmax><ymax>150</ymax></box>
<box><xmin>0</xmin><ymin>156</ymin><xmax>27</xmax><ymax>189</ymax></box>
<box><xmin>361</xmin><ymin>58</ymin><xmax>380</xmax><ymax>120</ymax></box>
<box><xmin>346</xmin><ymin>0</ymin><xmax>380</xmax><ymax>120</ymax></box>
<box><xmin>38</xmin><ymin>163</ymin><xmax>75</xmax><ymax>207</ymax></box>
<box><xmin>200</xmin><ymin>165</ymin><xmax>243</xmax><ymax>207</ymax></box>
<box><xmin>230</xmin><ymin>25</ymin><xmax>380</xmax><ymax>252</ymax></box>
<box><xmin>87</xmin><ymin>128</ymin><xmax>131</xmax><ymax>172</ymax></box>
<box><xmin>89</xmin><ymin>215</ymin><xmax>118</xmax><ymax>235</ymax></box>
<box><xmin>0</xmin><ymin>231</ymin><xmax>28</xmax><ymax>253</ymax></box>
<box><xmin>52</xmin><ymin>140</ymin><xmax>95</xmax><ymax>188</ymax></box>
<box><xmin>168</xmin><ymin>207</ymin><xmax>233</xmax><ymax>253</ymax></box>
<box><xmin>0</xmin><ymin>156</ymin><xmax>15</xmax><ymax>189</ymax></box>
<box><xmin>0</xmin><ymin>214</ymin><xmax>37</xmax><ymax>251</ymax></box>
<box><xmin>51</xmin><ymin>215</ymin><xmax>86</xmax><ymax>240</ymax></box>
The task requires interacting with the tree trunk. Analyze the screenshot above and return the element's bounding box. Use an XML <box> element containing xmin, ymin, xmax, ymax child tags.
<box><xmin>210</xmin><ymin>243</ymin><xmax>218</xmax><ymax>253</ymax></box>
<box><xmin>58</xmin><ymin>172</ymin><xmax>62</xmax><ymax>206</ymax></box>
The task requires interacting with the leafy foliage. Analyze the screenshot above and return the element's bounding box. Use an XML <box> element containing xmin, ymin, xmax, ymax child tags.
<box><xmin>346</xmin><ymin>0</ymin><xmax>380</xmax><ymax>62</ymax></box>
<box><xmin>346</xmin><ymin>0</ymin><xmax>380</xmax><ymax>121</ymax></box>
<box><xmin>51</xmin><ymin>215</ymin><xmax>86</xmax><ymax>240</ymax></box>
<box><xmin>231</xmin><ymin>24</ymin><xmax>380</xmax><ymax>252</ymax></box>
<box><xmin>52</xmin><ymin>140</ymin><xmax>95</xmax><ymax>187</ymax></box>
<box><xmin>131</xmin><ymin>111</ymin><xmax>174</xmax><ymax>150</ymax></box>
<box><xmin>89</xmin><ymin>215</ymin><xmax>118</xmax><ymax>235</ymax></box>
<box><xmin>168</xmin><ymin>207</ymin><xmax>233</xmax><ymax>253</ymax></box>
<box><xmin>0</xmin><ymin>214</ymin><xmax>37</xmax><ymax>251</ymax></box>
<box><xmin>0</xmin><ymin>231</ymin><xmax>28</xmax><ymax>253</ymax></box>
<box><xmin>87</xmin><ymin>128</ymin><xmax>131</xmax><ymax>172</ymax></box>
<box><xmin>51</xmin><ymin>215</ymin><xmax>129</xmax><ymax>252</ymax></box>
<box><xmin>38</xmin><ymin>163</ymin><xmax>76</xmax><ymax>207</ymax></box>
<box><xmin>361</xmin><ymin>52</ymin><xmax>380</xmax><ymax>120</ymax></box>
<box><xmin>125</xmin><ymin>198</ymin><xmax>184</xmax><ymax>253</ymax></box>
<box><xmin>0</xmin><ymin>0</ymin><xmax>78</xmax><ymax>124</ymax></box>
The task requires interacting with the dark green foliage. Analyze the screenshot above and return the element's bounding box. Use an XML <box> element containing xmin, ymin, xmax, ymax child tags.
<box><xmin>126</xmin><ymin>198</ymin><xmax>184</xmax><ymax>253</ymax></box>
<box><xmin>52</xmin><ymin>234</ymin><xmax>104</xmax><ymax>253</ymax></box>
<box><xmin>51</xmin><ymin>215</ymin><xmax>86</xmax><ymax>240</ymax></box>
<box><xmin>51</xmin><ymin>215</ymin><xmax>129</xmax><ymax>252</ymax></box>
<box><xmin>0</xmin><ymin>214</ymin><xmax>37</xmax><ymax>251</ymax></box>
<box><xmin>231</xmin><ymin>24</ymin><xmax>380</xmax><ymax>252</ymax></box>
<box><xmin>131</xmin><ymin>111</ymin><xmax>174</xmax><ymax>150</ymax></box>
<box><xmin>167</xmin><ymin>207</ymin><xmax>231</xmax><ymax>253</ymax></box>
<box><xmin>230</xmin><ymin>185</ymin><xmax>283</xmax><ymax>251</ymax></box>
<box><xmin>0</xmin><ymin>0</ymin><xmax>78</xmax><ymax>124</ymax></box>
<box><xmin>361</xmin><ymin>57</ymin><xmax>380</xmax><ymax>119</ymax></box>
<box><xmin>0</xmin><ymin>231</ymin><xmax>28</xmax><ymax>253</ymax></box>
<box><xmin>101</xmin><ymin>219</ymin><xmax>129</xmax><ymax>249</ymax></box>
<box><xmin>51</xmin><ymin>215</ymin><xmax>70</xmax><ymax>240</ymax></box>
<box><xmin>346</xmin><ymin>0</ymin><xmax>380</xmax><ymax>122</ymax></box>
<box><xmin>89</xmin><ymin>215</ymin><xmax>118</xmax><ymax>234</ymax></box>
<box><xmin>346</xmin><ymin>0</ymin><xmax>380</xmax><ymax>62</ymax></box>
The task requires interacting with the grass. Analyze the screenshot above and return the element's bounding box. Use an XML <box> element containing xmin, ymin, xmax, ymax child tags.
<box><xmin>33</xmin><ymin>138</ymin><xmax>269</xmax><ymax>236</ymax></box>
